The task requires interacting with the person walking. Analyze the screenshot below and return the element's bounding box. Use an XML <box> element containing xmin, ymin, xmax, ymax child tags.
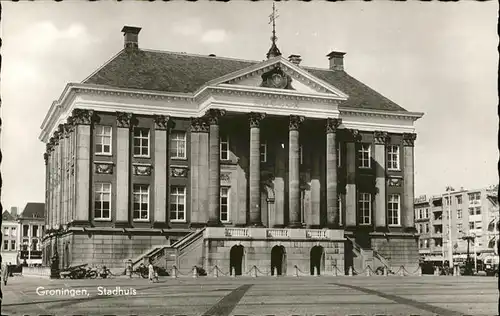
<box><xmin>148</xmin><ymin>261</ymin><xmax>155</xmax><ymax>283</ymax></box>
<box><xmin>1</xmin><ymin>262</ymin><xmax>9</xmax><ymax>286</ymax></box>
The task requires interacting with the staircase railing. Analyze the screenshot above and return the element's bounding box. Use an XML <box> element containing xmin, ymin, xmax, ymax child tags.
<box><xmin>173</xmin><ymin>228</ymin><xmax>205</xmax><ymax>252</ymax></box>
<box><xmin>373</xmin><ymin>249</ymin><xmax>391</xmax><ymax>268</ymax></box>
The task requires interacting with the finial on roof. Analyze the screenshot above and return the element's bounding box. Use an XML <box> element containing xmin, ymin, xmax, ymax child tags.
<box><xmin>266</xmin><ymin>2</ymin><xmax>282</xmax><ymax>59</ymax></box>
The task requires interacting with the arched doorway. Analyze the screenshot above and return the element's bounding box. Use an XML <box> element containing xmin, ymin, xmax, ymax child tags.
<box><xmin>310</xmin><ymin>246</ymin><xmax>324</xmax><ymax>275</ymax></box>
<box><xmin>230</xmin><ymin>245</ymin><xmax>244</xmax><ymax>276</ymax></box>
<box><xmin>271</xmin><ymin>245</ymin><xmax>286</xmax><ymax>276</ymax></box>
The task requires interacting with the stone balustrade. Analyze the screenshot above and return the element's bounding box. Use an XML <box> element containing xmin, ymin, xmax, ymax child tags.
<box><xmin>204</xmin><ymin>227</ymin><xmax>345</xmax><ymax>241</ymax></box>
<box><xmin>22</xmin><ymin>266</ymin><xmax>51</xmax><ymax>278</ymax></box>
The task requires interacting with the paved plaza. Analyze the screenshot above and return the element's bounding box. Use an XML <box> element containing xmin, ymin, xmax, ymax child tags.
<box><xmin>1</xmin><ymin>275</ymin><xmax>498</xmax><ymax>316</ymax></box>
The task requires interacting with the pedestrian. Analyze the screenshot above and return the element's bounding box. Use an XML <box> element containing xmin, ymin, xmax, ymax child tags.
<box><xmin>148</xmin><ymin>261</ymin><xmax>155</xmax><ymax>283</ymax></box>
<box><xmin>1</xmin><ymin>262</ymin><xmax>9</xmax><ymax>286</ymax></box>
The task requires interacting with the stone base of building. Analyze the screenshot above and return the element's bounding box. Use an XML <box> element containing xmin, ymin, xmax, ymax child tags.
<box><xmin>41</xmin><ymin>227</ymin><xmax>192</xmax><ymax>269</ymax></box>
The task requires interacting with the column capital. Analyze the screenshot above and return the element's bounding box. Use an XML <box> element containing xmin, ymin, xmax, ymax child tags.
<box><xmin>71</xmin><ymin>109</ymin><xmax>95</xmax><ymax>125</ymax></box>
<box><xmin>116</xmin><ymin>112</ymin><xmax>137</xmax><ymax>128</ymax></box>
<box><xmin>289</xmin><ymin>115</ymin><xmax>305</xmax><ymax>131</ymax></box>
<box><xmin>403</xmin><ymin>133</ymin><xmax>417</xmax><ymax>147</ymax></box>
<box><xmin>154</xmin><ymin>115</ymin><xmax>173</xmax><ymax>130</ymax></box>
<box><xmin>190</xmin><ymin>117</ymin><xmax>209</xmax><ymax>133</ymax></box>
<box><xmin>248</xmin><ymin>112</ymin><xmax>266</xmax><ymax>128</ymax></box>
<box><xmin>205</xmin><ymin>109</ymin><xmax>226</xmax><ymax>125</ymax></box>
<box><xmin>43</xmin><ymin>153</ymin><xmax>49</xmax><ymax>165</ymax></box>
<box><xmin>346</xmin><ymin>129</ymin><xmax>361</xmax><ymax>142</ymax></box>
<box><xmin>374</xmin><ymin>131</ymin><xmax>390</xmax><ymax>145</ymax></box>
<box><xmin>326</xmin><ymin>118</ymin><xmax>342</xmax><ymax>133</ymax></box>
<box><xmin>53</xmin><ymin>131</ymin><xmax>61</xmax><ymax>145</ymax></box>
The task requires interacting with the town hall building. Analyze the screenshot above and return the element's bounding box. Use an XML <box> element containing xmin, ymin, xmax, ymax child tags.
<box><xmin>40</xmin><ymin>23</ymin><xmax>423</xmax><ymax>276</ymax></box>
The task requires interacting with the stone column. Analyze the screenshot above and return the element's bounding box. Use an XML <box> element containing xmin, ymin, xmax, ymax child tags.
<box><xmin>153</xmin><ymin>115</ymin><xmax>170</xmax><ymax>228</ymax></box>
<box><xmin>249</xmin><ymin>112</ymin><xmax>266</xmax><ymax>227</ymax></box>
<box><xmin>198</xmin><ymin>120</ymin><xmax>210</xmax><ymax>224</ymax></box>
<box><xmin>403</xmin><ymin>133</ymin><xmax>417</xmax><ymax>231</ymax></box>
<box><xmin>326</xmin><ymin>118</ymin><xmax>341</xmax><ymax>228</ymax></box>
<box><xmin>54</xmin><ymin>129</ymin><xmax>62</xmax><ymax>229</ymax></box>
<box><xmin>115</xmin><ymin>112</ymin><xmax>134</xmax><ymax>227</ymax></box>
<box><xmin>345</xmin><ymin>129</ymin><xmax>360</xmax><ymax>228</ymax></box>
<box><xmin>189</xmin><ymin>118</ymin><xmax>201</xmax><ymax>225</ymax></box>
<box><xmin>374</xmin><ymin>131</ymin><xmax>389</xmax><ymax>230</ymax></box>
<box><xmin>72</xmin><ymin>109</ymin><xmax>94</xmax><ymax>226</ymax></box>
<box><xmin>288</xmin><ymin>115</ymin><xmax>304</xmax><ymax>228</ymax></box>
<box><xmin>205</xmin><ymin>109</ymin><xmax>226</xmax><ymax>226</ymax></box>
<box><xmin>49</xmin><ymin>138</ymin><xmax>56</xmax><ymax>230</ymax></box>
<box><xmin>310</xmin><ymin>134</ymin><xmax>321</xmax><ymax>228</ymax></box>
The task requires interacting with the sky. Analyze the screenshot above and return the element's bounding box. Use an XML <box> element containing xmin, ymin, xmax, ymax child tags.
<box><xmin>1</xmin><ymin>1</ymin><xmax>498</xmax><ymax>212</ymax></box>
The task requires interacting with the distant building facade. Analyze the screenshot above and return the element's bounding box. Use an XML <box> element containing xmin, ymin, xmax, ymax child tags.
<box><xmin>1</xmin><ymin>208</ymin><xmax>20</xmax><ymax>265</ymax></box>
<box><xmin>40</xmin><ymin>26</ymin><xmax>423</xmax><ymax>274</ymax></box>
<box><xmin>415</xmin><ymin>186</ymin><xmax>499</xmax><ymax>263</ymax></box>
<box><xmin>18</xmin><ymin>203</ymin><xmax>45</xmax><ymax>265</ymax></box>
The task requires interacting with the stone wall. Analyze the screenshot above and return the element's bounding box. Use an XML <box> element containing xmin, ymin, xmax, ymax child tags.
<box><xmin>67</xmin><ymin>232</ymin><xmax>169</xmax><ymax>269</ymax></box>
<box><xmin>371</xmin><ymin>235</ymin><xmax>419</xmax><ymax>272</ymax></box>
<box><xmin>205</xmin><ymin>239</ymin><xmax>345</xmax><ymax>276</ymax></box>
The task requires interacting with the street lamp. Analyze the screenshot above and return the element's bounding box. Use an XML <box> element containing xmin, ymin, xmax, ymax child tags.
<box><xmin>445</xmin><ymin>186</ymin><xmax>454</xmax><ymax>270</ymax></box>
<box><xmin>462</xmin><ymin>233</ymin><xmax>475</xmax><ymax>275</ymax></box>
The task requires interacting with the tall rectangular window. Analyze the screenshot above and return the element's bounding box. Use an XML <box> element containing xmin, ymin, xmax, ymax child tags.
<box><xmin>299</xmin><ymin>145</ymin><xmax>304</xmax><ymax>165</ymax></box>
<box><xmin>32</xmin><ymin>225</ymin><xmax>38</xmax><ymax>237</ymax></box>
<box><xmin>387</xmin><ymin>145</ymin><xmax>400</xmax><ymax>170</ymax></box>
<box><xmin>475</xmin><ymin>207</ymin><xmax>481</xmax><ymax>215</ymax></box>
<box><xmin>3</xmin><ymin>240</ymin><xmax>8</xmax><ymax>251</ymax></box>
<box><xmin>388</xmin><ymin>194</ymin><xmax>401</xmax><ymax>226</ymax></box>
<box><xmin>358</xmin><ymin>144</ymin><xmax>371</xmax><ymax>168</ymax></box>
<box><xmin>133</xmin><ymin>184</ymin><xmax>149</xmax><ymax>220</ymax></box>
<box><xmin>133</xmin><ymin>128</ymin><xmax>150</xmax><ymax>157</ymax></box>
<box><xmin>457</xmin><ymin>223</ymin><xmax>463</xmax><ymax>232</ymax></box>
<box><xmin>22</xmin><ymin>225</ymin><xmax>29</xmax><ymax>237</ymax></box>
<box><xmin>94</xmin><ymin>183</ymin><xmax>111</xmax><ymax>220</ymax></box>
<box><xmin>457</xmin><ymin>209</ymin><xmax>462</xmax><ymax>219</ymax></box>
<box><xmin>220</xmin><ymin>135</ymin><xmax>229</xmax><ymax>160</ymax></box>
<box><xmin>425</xmin><ymin>208</ymin><xmax>429</xmax><ymax>218</ymax></box>
<box><xmin>170</xmin><ymin>132</ymin><xmax>187</xmax><ymax>159</ymax></box>
<box><xmin>170</xmin><ymin>186</ymin><xmax>186</xmax><ymax>222</ymax></box>
<box><xmin>220</xmin><ymin>187</ymin><xmax>230</xmax><ymax>222</ymax></box>
<box><xmin>358</xmin><ymin>192</ymin><xmax>372</xmax><ymax>225</ymax></box>
<box><xmin>469</xmin><ymin>222</ymin><xmax>475</xmax><ymax>229</ymax></box>
<box><xmin>10</xmin><ymin>240</ymin><xmax>16</xmax><ymax>251</ymax></box>
<box><xmin>95</xmin><ymin>125</ymin><xmax>112</xmax><ymax>155</ymax></box>
<box><xmin>419</xmin><ymin>209</ymin><xmax>423</xmax><ymax>219</ymax></box>
<box><xmin>260</xmin><ymin>142</ymin><xmax>267</xmax><ymax>163</ymax></box>
<box><xmin>337</xmin><ymin>143</ymin><xmax>341</xmax><ymax>167</ymax></box>
<box><xmin>456</xmin><ymin>195</ymin><xmax>463</xmax><ymax>204</ymax></box>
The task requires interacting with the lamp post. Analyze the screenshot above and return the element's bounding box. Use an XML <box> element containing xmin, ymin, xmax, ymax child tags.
<box><xmin>462</xmin><ymin>233</ymin><xmax>475</xmax><ymax>275</ymax></box>
<box><xmin>445</xmin><ymin>186</ymin><xmax>454</xmax><ymax>269</ymax></box>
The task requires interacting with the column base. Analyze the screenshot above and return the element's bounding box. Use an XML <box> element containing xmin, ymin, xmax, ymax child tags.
<box><xmin>114</xmin><ymin>221</ymin><xmax>131</xmax><ymax>228</ymax></box>
<box><xmin>403</xmin><ymin>226</ymin><xmax>418</xmax><ymax>234</ymax></box>
<box><xmin>272</xmin><ymin>224</ymin><xmax>286</xmax><ymax>228</ymax></box>
<box><xmin>249</xmin><ymin>222</ymin><xmax>265</xmax><ymax>228</ymax></box>
<box><xmin>374</xmin><ymin>226</ymin><xmax>389</xmax><ymax>233</ymax></box>
<box><xmin>206</xmin><ymin>220</ymin><xmax>222</xmax><ymax>227</ymax></box>
<box><xmin>287</xmin><ymin>222</ymin><xmax>303</xmax><ymax>228</ymax></box>
<box><xmin>153</xmin><ymin>222</ymin><xmax>170</xmax><ymax>229</ymax></box>
<box><xmin>190</xmin><ymin>222</ymin><xmax>207</xmax><ymax>229</ymax></box>
<box><xmin>68</xmin><ymin>220</ymin><xmax>91</xmax><ymax>228</ymax></box>
<box><xmin>308</xmin><ymin>224</ymin><xmax>323</xmax><ymax>229</ymax></box>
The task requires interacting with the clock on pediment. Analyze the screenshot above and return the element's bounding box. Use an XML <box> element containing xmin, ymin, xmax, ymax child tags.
<box><xmin>260</xmin><ymin>67</ymin><xmax>294</xmax><ymax>90</ymax></box>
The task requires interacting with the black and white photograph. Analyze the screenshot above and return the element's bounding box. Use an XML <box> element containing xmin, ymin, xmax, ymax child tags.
<box><xmin>0</xmin><ymin>1</ymin><xmax>498</xmax><ymax>316</ymax></box>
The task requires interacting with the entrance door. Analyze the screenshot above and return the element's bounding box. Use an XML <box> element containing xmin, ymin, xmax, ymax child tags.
<box><xmin>230</xmin><ymin>245</ymin><xmax>244</xmax><ymax>276</ymax></box>
<box><xmin>310</xmin><ymin>246</ymin><xmax>324</xmax><ymax>275</ymax></box>
<box><xmin>271</xmin><ymin>245</ymin><xmax>286</xmax><ymax>276</ymax></box>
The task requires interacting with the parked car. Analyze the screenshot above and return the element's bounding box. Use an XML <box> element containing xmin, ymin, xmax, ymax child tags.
<box><xmin>484</xmin><ymin>256</ymin><xmax>499</xmax><ymax>276</ymax></box>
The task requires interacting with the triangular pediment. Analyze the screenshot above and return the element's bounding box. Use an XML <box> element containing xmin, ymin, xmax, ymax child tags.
<box><xmin>205</xmin><ymin>57</ymin><xmax>348</xmax><ymax>99</ymax></box>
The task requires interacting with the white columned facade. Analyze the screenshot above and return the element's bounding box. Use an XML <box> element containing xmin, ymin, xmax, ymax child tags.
<box><xmin>116</xmin><ymin>112</ymin><xmax>133</xmax><ymax>227</ymax></box>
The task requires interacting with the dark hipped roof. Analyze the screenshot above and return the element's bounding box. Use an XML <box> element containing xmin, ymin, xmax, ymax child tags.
<box><xmin>2</xmin><ymin>210</ymin><xmax>15</xmax><ymax>221</ymax></box>
<box><xmin>20</xmin><ymin>203</ymin><xmax>45</xmax><ymax>219</ymax></box>
<box><xmin>84</xmin><ymin>49</ymin><xmax>407</xmax><ymax>112</ymax></box>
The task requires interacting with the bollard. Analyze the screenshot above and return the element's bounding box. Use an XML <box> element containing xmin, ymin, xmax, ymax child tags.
<box><xmin>294</xmin><ymin>265</ymin><xmax>299</xmax><ymax>277</ymax></box>
<box><xmin>252</xmin><ymin>266</ymin><xmax>257</xmax><ymax>278</ymax></box>
<box><xmin>213</xmin><ymin>266</ymin><xmax>218</xmax><ymax>278</ymax></box>
<box><xmin>366</xmin><ymin>266</ymin><xmax>371</xmax><ymax>276</ymax></box>
<box><xmin>193</xmin><ymin>266</ymin><xmax>198</xmax><ymax>278</ymax></box>
<box><xmin>274</xmin><ymin>267</ymin><xmax>278</xmax><ymax>277</ymax></box>
<box><xmin>383</xmin><ymin>266</ymin><xmax>388</xmax><ymax>276</ymax></box>
<box><xmin>172</xmin><ymin>266</ymin><xmax>178</xmax><ymax>279</ymax></box>
<box><xmin>348</xmin><ymin>266</ymin><xmax>353</xmax><ymax>276</ymax></box>
<box><xmin>126</xmin><ymin>259</ymin><xmax>133</xmax><ymax>278</ymax></box>
<box><xmin>398</xmin><ymin>266</ymin><xmax>404</xmax><ymax>276</ymax></box>
<box><xmin>417</xmin><ymin>266</ymin><xmax>422</xmax><ymax>276</ymax></box>
<box><xmin>231</xmin><ymin>266</ymin><xmax>236</xmax><ymax>278</ymax></box>
<box><xmin>434</xmin><ymin>266</ymin><xmax>439</xmax><ymax>276</ymax></box>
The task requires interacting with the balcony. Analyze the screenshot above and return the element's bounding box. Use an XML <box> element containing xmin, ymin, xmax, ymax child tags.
<box><xmin>204</xmin><ymin>227</ymin><xmax>345</xmax><ymax>241</ymax></box>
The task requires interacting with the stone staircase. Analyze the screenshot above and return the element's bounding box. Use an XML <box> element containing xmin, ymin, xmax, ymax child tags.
<box><xmin>345</xmin><ymin>235</ymin><xmax>389</xmax><ymax>274</ymax></box>
<box><xmin>131</xmin><ymin>228</ymin><xmax>206</xmax><ymax>271</ymax></box>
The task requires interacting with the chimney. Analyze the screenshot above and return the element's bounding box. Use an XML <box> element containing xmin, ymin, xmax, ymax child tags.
<box><xmin>288</xmin><ymin>54</ymin><xmax>302</xmax><ymax>66</ymax></box>
<box><xmin>327</xmin><ymin>51</ymin><xmax>346</xmax><ymax>71</ymax></box>
<box><xmin>10</xmin><ymin>206</ymin><xmax>18</xmax><ymax>218</ymax></box>
<box><xmin>121</xmin><ymin>26</ymin><xmax>142</xmax><ymax>49</ymax></box>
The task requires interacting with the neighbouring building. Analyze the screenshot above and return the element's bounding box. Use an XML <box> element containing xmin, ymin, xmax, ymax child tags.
<box><xmin>1</xmin><ymin>208</ymin><xmax>20</xmax><ymax>265</ymax></box>
<box><xmin>40</xmin><ymin>24</ymin><xmax>423</xmax><ymax>275</ymax></box>
<box><xmin>18</xmin><ymin>203</ymin><xmax>45</xmax><ymax>266</ymax></box>
<box><xmin>415</xmin><ymin>186</ymin><xmax>499</xmax><ymax>265</ymax></box>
